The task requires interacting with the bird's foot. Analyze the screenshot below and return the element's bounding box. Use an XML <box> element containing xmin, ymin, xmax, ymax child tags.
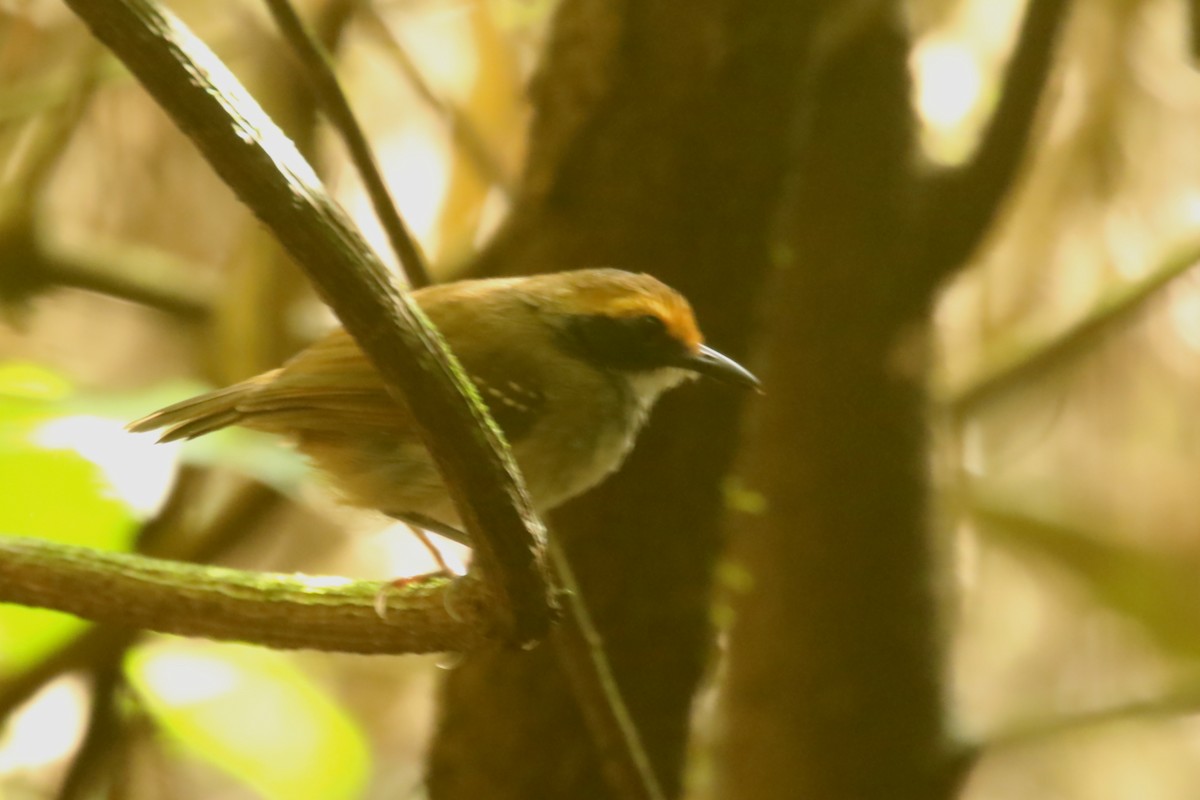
<box><xmin>373</xmin><ymin>569</ymin><xmax>453</xmax><ymax>621</ymax></box>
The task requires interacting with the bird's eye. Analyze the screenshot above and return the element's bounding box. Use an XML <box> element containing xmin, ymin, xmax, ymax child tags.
<box><xmin>563</xmin><ymin>311</ymin><xmax>679</xmax><ymax>372</ymax></box>
<box><xmin>632</xmin><ymin>314</ymin><xmax>666</xmax><ymax>336</ymax></box>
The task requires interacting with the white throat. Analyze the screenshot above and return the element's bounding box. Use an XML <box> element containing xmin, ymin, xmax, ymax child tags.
<box><xmin>626</xmin><ymin>367</ymin><xmax>694</xmax><ymax>415</ymax></box>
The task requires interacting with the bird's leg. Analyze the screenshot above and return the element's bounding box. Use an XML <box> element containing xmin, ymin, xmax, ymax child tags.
<box><xmin>409</xmin><ymin>527</ymin><xmax>453</xmax><ymax>575</ymax></box>
<box><xmin>385</xmin><ymin>510</ymin><xmax>470</xmax><ymax>573</ymax></box>
<box><xmin>375</xmin><ymin>512</ymin><xmax>470</xmax><ymax>621</ymax></box>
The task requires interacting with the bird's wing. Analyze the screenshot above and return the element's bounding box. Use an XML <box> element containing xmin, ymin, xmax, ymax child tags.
<box><xmin>240</xmin><ymin>328</ymin><xmax>546</xmax><ymax>443</ymax></box>
<box><xmin>460</xmin><ymin>360</ymin><xmax>544</xmax><ymax>443</ymax></box>
<box><xmin>235</xmin><ymin>329</ymin><xmax>408</xmax><ymax>433</ymax></box>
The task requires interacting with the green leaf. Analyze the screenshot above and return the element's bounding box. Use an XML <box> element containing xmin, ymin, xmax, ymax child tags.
<box><xmin>0</xmin><ymin>450</ymin><xmax>139</xmax><ymax>671</ymax></box>
<box><xmin>128</xmin><ymin>640</ymin><xmax>370</xmax><ymax>800</ymax></box>
<box><xmin>0</xmin><ymin>363</ymin><xmax>143</xmax><ymax>672</ymax></box>
<box><xmin>0</xmin><ymin>366</ymin><xmax>305</xmax><ymax>673</ymax></box>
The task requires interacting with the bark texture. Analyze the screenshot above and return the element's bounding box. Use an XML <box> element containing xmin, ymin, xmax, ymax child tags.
<box><xmin>714</xmin><ymin>16</ymin><xmax>949</xmax><ymax>800</ymax></box>
<box><xmin>427</xmin><ymin>1</ymin><xmax>818</xmax><ymax>797</ymax></box>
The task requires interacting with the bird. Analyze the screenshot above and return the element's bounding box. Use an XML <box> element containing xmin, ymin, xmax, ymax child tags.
<box><xmin>129</xmin><ymin>269</ymin><xmax>759</xmax><ymax>545</ymax></box>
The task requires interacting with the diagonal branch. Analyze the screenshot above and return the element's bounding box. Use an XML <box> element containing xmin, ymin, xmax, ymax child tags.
<box><xmin>63</xmin><ymin>0</ymin><xmax>551</xmax><ymax>645</ymax></box>
<box><xmin>0</xmin><ymin>231</ymin><xmax>218</xmax><ymax>319</ymax></box>
<box><xmin>546</xmin><ymin>541</ymin><xmax>664</xmax><ymax>800</ymax></box>
<box><xmin>262</xmin><ymin>0</ymin><xmax>433</xmax><ymax>288</ymax></box>
<box><xmin>1190</xmin><ymin>0</ymin><xmax>1200</xmax><ymax>62</ymax></box>
<box><xmin>941</xmin><ymin>238</ymin><xmax>1200</xmax><ymax>418</ymax></box>
<box><xmin>355</xmin><ymin>2</ymin><xmax>514</xmax><ymax>194</ymax></box>
<box><xmin>921</xmin><ymin>0</ymin><xmax>1073</xmax><ymax>281</ymax></box>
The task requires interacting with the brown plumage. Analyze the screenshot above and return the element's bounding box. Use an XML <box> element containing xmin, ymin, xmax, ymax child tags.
<box><xmin>130</xmin><ymin>269</ymin><xmax>759</xmax><ymax>542</ymax></box>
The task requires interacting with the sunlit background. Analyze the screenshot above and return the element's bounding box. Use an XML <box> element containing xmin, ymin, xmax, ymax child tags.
<box><xmin>5</xmin><ymin>0</ymin><xmax>1200</xmax><ymax>797</ymax></box>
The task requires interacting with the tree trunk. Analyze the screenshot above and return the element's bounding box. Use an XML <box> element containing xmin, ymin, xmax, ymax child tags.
<box><xmin>714</xmin><ymin>11</ymin><xmax>951</xmax><ymax>800</ymax></box>
<box><xmin>426</xmin><ymin>1</ymin><xmax>819</xmax><ymax>797</ymax></box>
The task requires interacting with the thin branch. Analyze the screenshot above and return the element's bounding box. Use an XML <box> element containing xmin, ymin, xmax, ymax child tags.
<box><xmin>921</xmin><ymin>0</ymin><xmax>1072</xmax><ymax>279</ymax></box>
<box><xmin>941</xmin><ymin>238</ymin><xmax>1200</xmax><ymax>418</ymax></box>
<box><xmin>55</xmin><ymin>651</ymin><xmax>125</xmax><ymax>800</ymax></box>
<box><xmin>0</xmin><ymin>52</ymin><xmax>215</xmax><ymax>319</ymax></box>
<box><xmin>355</xmin><ymin>2</ymin><xmax>514</xmax><ymax>194</ymax></box>
<box><xmin>3</xmin><ymin>48</ymin><xmax>102</xmax><ymax>210</ymax></box>
<box><xmin>547</xmin><ymin>540</ymin><xmax>665</xmax><ymax>800</ymax></box>
<box><xmin>948</xmin><ymin>494</ymin><xmax>1200</xmax><ymax>780</ymax></box>
<box><xmin>1190</xmin><ymin>0</ymin><xmax>1200</xmax><ymax>63</ymax></box>
<box><xmin>949</xmin><ymin>682</ymin><xmax>1200</xmax><ymax>789</ymax></box>
<box><xmin>982</xmin><ymin>686</ymin><xmax>1200</xmax><ymax>754</ymax></box>
<box><xmin>65</xmin><ymin>0</ymin><xmax>551</xmax><ymax>645</ymax></box>
<box><xmin>0</xmin><ymin>536</ymin><xmax>494</xmax><ymax>653</ymax></box>
<box><xmin>263</xmin><ymin>0</ymin><xmax>433</xmax><ymax>288</ymax></box>
<box><xmin>0</xmin><ymin>628</ymin><xmax>137</xmax><ymax>723</ymax></box>
<box><xmin>0</xmin><ymin>219</ymin><xmax>216</xmax><ymax>319</ymax></box>
<box><xmin>36</xmin><ymin>236</ymin><xmax>216</xmax><ymax>319</ymax></box>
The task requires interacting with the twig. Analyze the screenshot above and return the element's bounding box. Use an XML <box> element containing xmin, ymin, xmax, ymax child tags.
<box><xmin>921</xmin><ymin>0</ymin><xmax>1072</xmax><ymax>281</ymax></box>
<box><xmin>355</xmin><ymin>2</ymin><xmax>514</xmax><ymax>194</ymax></box>
<box><xmin>1189</xmin><ymin>0</ymin><xmax>1200</xmax><ymax>63</ymax></box>
<box><xmin>0</xmin><ymin>218</ymin><xmax>216</xmax><ymax>319</ymax></box>
<box><xmin>0</xmin><ymin>52</ymin><xmax>216</xmax><ymax>319</ymax></box>
<box><xmin>65</xmin><ymin>0</ymin><xmax>551</xmax><ymax>645</ymax></box>
<box><xmin>34</xmin><ymin>236</ymin><xmax>216</xmax><ymax>319</ymax></box>
<box><xmin>547</xmin><ymin>539</ymin><xmax>665</xmax><ymax>800</ymax></box>
<box><xmin>263</xmin><ymin>0</ymin><xmax>432</xmax><ymax>288</ymax></box>
<box><xmin>0</xmin><ymin>627</ymin><xmax>138</xmax><ymax>724</ymax></box>
<box><xmin>942</xmin><ymin>238</ymin><xmax>1200</xmax><ymax>418</ymax></box>
<box><xmin>55</xmin><ymin>650</ymin><xmax>126</xmax><ymax>800</ymax></box>
<box><xmin>3</xmin><ymin>48</ymin><xmax>102</xmax><ymax>209</ymax></box>
<box><xmin>0</xmin><ymin>535</ymin><xmax>493</xmax><ymax>653</ymax></box>
<box><xmin>982</xmin><ymin>687</ymin><xmax>1200</xmax><ymax>754</ymax></box>
<box><xmin>949</xmin><ymin>683</ymin><xmax>1200</xmax><ymax>789</ymax></box>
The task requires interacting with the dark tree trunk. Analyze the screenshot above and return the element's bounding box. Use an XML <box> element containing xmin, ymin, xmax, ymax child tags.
<box><xmin>426</xmin><ymin>1</ymin><xmax>820</xmax><ymax>797</ymax></box>
<box><xmin>714</xmin><ymin>13</ymin><xmax>952</xmax><ymax>800</ymax></box>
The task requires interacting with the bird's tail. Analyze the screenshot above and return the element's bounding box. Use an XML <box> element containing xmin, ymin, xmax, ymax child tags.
<box><xmin>127</xmin><ymin>373</ymin><xmax>275</xmax><ymax>442</ymax></box>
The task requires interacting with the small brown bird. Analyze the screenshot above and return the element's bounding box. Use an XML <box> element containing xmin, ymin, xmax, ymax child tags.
<box><xmin>129</xmin><ymin>269</ymin><xmax>758</xmax><ymax>543</ymax></box>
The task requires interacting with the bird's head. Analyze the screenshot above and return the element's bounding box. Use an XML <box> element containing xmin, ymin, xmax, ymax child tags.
<box><xmin>521</xmin><ymin>269</ymin><xmax>760</xmax><ymax>394</ymax></box>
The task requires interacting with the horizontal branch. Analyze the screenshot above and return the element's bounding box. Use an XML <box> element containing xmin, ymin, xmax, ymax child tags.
<box><xmin>39</xmin><ymin>235</ymin><xmax>217</xmax><ymax>319</ymax></box>
<box><xmin>0</xmin><ymin>536</ymin><xmax>495</xmax><ymax>654</ymax></box>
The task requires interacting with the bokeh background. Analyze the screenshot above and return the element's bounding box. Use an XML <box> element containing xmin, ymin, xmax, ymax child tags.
<box><xmin>5</xmin><ymin>0</ymin><xmax>1200</xmax><ymax>797</ymax></box>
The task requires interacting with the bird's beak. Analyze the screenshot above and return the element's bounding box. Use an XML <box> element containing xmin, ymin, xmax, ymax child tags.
<box><xmin>681</xmin><ymin>344</ymin><xmax>761</xmax><ymax>391</ymax></box>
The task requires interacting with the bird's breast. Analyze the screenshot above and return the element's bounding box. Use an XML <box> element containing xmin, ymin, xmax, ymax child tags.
<box><xmin>512</xmin><ymin>368</ymin><xmax>667</xmax><ymax>513</ymax></box>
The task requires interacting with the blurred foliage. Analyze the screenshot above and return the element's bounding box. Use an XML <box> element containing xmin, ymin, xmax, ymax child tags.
<box><xmin>0</xmin><ymin>362</ymin><xmax>137</xmax><ymax>674</ymax></box>
<box><xmin>976</xmin><ymin>494</ymin><xmax>1200</xmax><ymax>663</ymax></box>
<box><xmin>8</xmin><ymin>0</ymin><xmax>1200</xmax><ymax>797</ymax></box>
<box><xmin>127</xmin><ymin>640</ymin><xmax>370</xmax><ymax>800</ymax></box>
<box><xmin>1</xmin><ymin>0</ymin><xmax>536</xmax><ymax>796</ymax></box>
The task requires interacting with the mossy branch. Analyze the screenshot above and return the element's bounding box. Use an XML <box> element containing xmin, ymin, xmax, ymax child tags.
<box><xmin>0</xmin><ymin>536</ymin><xmax>494</xmax><ymax>653</ymax></box>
